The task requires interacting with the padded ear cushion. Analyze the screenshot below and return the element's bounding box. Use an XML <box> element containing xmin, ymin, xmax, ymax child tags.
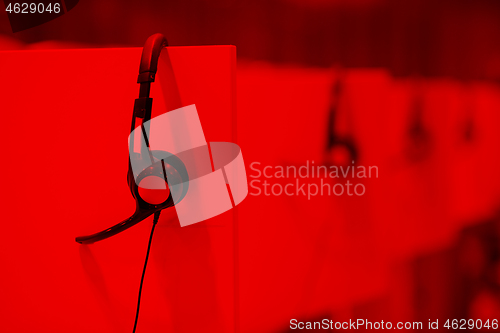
<box><xmin>138</xmin><ymin>175</ymin><xmax>170</xmax><ymax>205</ymax></box>
<box><xmin>327</xmin><ymin>138</ymin><xmax>358</xmax><ymax>167</ymax></box>
<box><xmin>132</xmin><ymin>150</ymin><xmax>189</xmax><ymax>208</ymax></box>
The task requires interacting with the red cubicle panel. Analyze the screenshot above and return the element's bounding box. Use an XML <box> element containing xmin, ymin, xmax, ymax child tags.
<box><xmin>236</xmin><ymin>63</ymin><xmax>500</xmax><ymax>332</ymax></box>
<box><xmin>236</xmin><ymin>65</ymin><xmax>391</xmax><ymax>332</ymax></box>
<box><xmin>0</xmin><ymin>46</ymin><xmax>236</xmax><ymax>333</ymax></box>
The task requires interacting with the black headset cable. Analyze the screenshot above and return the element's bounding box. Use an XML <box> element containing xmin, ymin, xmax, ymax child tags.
<box><xmin>132</xmin><ymin>210</ymin><xmax>161</xmax><ymax>333</ymax></box>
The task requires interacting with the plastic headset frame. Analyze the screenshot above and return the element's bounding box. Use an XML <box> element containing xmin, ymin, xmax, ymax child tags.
<box><xmin>76</xmin><ymin>33</ymin><xmax>188</xmax><ymax>244</ymax></box>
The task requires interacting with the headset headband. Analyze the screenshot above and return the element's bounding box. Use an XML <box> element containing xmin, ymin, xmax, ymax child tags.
<box><xmin>138</xmin><ymin>33</ymin><xmax>168</xmax><ymax>84</ymax></box>
<box><xmin>132</xmin><ymin>33</ymin><xmax>168</xmax><ymax>128</ymax></box>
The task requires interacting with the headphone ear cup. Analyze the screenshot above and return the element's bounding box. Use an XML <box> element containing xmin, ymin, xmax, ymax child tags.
<box><xmin>137</xmin><ymin>173</ymin><xmax>171</xmax><ymax>205</ymax></box>
<box><xmin>133</xmin><ymin>151</ymin><xmax>189</xmax><ymax>207</ymax></box>
<box><xmin>327</xmin><ymin>139</ymin><xmax>358</xmax><ymax>167</ymax></box>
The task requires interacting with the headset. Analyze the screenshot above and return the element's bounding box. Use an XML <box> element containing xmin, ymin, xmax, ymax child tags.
<box><xmin>326</xmin><ymin>72</ymin><xmax>358</xmax><ymax>166</ymax></box>
<box><xmin>406</xmin><ymin>77</ymin><xmax>432</xmax><ymax>163</ymax></box>
<box><xmin>75</xmin><ymin>33</ymin><xmax>189</xmax><ymax>244</ymax></box>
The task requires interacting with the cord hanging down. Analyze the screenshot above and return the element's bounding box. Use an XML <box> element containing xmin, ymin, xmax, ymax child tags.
<box><xmin>132</xmin><ymin>211</ymin><xmax>161</xmax><ymax>333</ymax></box>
